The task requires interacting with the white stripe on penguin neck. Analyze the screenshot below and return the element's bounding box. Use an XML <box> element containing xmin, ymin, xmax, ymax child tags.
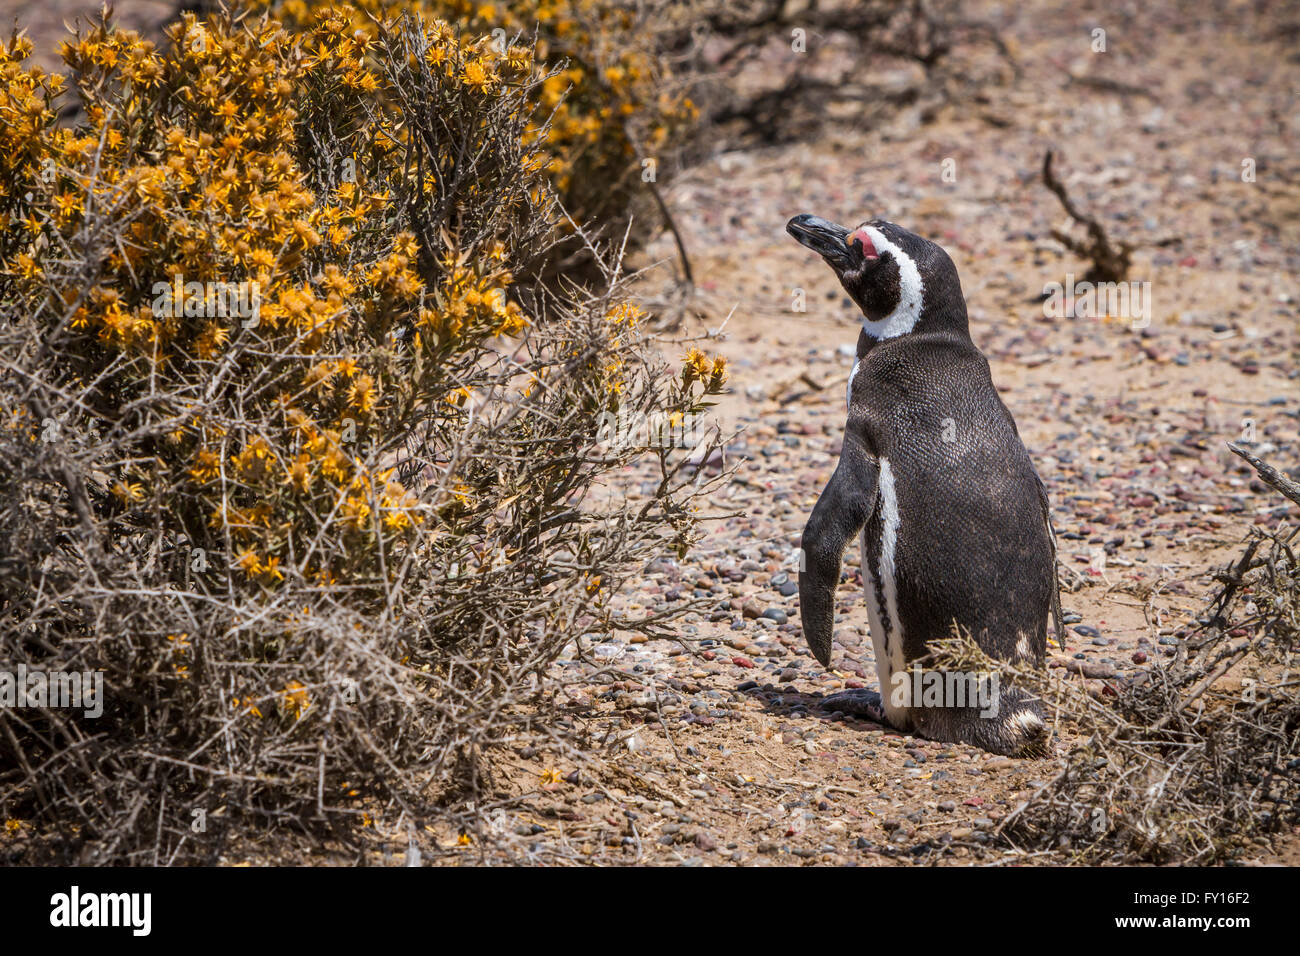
<box><xmin>859</xmin><ymin>225</ymin><xmax>924</xmax><ymax>340</ymax></box>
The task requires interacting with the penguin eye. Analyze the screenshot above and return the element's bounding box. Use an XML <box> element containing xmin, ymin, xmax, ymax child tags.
<box><xmin>847</xmin><ymin>228</ymin><xmax>879</xmax><ymax>260</ymax></box>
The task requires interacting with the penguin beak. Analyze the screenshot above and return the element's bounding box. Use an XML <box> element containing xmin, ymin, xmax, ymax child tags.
<box><xmin>786</xmin><ymin>214</ymin><xmax>860</xmax><ymax>271</ymax></box>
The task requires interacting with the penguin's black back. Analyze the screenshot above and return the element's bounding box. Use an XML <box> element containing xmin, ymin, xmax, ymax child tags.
<box><xmin>851</xmin><ymin>329</ymin><xmax>1052</xmax><ymax>661</ymax></box>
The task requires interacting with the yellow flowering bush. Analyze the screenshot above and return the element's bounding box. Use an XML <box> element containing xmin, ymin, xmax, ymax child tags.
<box><xmin>259</xmin><ymin>0</ymin><xmax>698</xmax><ymax>261</ymax></box>
<box><xmin>0</xmin><ymin>8</ymin><xmax>722</xmax><ymax>863</ymax></box>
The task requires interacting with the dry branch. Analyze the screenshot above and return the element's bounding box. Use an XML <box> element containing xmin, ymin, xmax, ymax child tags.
<box><xmin>1042</xmin><ymin>149</ymin><xmax>1134</xmax><ymax>284</ymax></box>
<box><xmin>1228</xmin><ymin>442</ymin><xmax>1300</xmax><ymax>509</ymax></box>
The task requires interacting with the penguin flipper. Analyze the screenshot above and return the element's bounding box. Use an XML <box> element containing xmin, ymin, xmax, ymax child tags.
<box><xmin>799</xmin><ymin>430</ymin><xmax>877</xmax><ymax>668</ymax></box>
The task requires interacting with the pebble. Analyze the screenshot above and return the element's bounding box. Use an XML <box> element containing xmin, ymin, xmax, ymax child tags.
<box><xmin>1065</xmin><ymin>660</ymin><xmax>1117</xmax><ymax>679</ymax></box>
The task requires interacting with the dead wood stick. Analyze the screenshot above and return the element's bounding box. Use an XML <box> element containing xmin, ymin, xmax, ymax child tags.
<box><xmin>1227</xmin><ymin>442</ymin><xmax>1300</xmax><ymax>508</ymax></box>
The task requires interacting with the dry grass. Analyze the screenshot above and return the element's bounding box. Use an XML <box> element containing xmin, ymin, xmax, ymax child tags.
<box><xmin>926</xmin><ymin>508</ymin><xmax>1299</xmax><ymax>864</ymax></box>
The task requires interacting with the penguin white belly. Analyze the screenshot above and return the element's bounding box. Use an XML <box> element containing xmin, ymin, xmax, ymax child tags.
<box><xmin>862</xmin><ymin>458</ymin><xmax>911</xmax><ymax>727</ymax></box>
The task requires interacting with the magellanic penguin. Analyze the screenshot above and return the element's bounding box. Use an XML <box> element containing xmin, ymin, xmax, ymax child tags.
<box><xmin>787</xmin><ymin>214</ymin><xmax>1063</xmax><ymax>757</ymax></box>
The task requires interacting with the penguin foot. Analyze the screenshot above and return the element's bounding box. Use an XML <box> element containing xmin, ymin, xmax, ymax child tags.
<box><xmin>820</xmin><ymin>689</ymin><xmax>887</xmax><ymax>724</ymax></box>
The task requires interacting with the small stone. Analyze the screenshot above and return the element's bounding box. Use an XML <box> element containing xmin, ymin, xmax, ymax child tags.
<box><xmin>1065</xmin><ymin>660</ymin><xmax>1116</xmax><ymax>679</ymax></box>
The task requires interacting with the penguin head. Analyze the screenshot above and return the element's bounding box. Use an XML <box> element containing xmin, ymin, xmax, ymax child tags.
<box><xmin>786</xmin><ymin>214</ymin><xmax>967</xmax><ymax>340</ymax></box>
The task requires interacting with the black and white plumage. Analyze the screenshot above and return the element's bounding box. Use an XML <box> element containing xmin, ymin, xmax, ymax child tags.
<box><xmin>787</xmin><ymin>215</ymin><xmax>1062</xmax><ymax>756</ymax></box>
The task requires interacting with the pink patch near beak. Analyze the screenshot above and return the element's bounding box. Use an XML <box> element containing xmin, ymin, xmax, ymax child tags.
<box><xmin>847</xmin><ymin>228</ymin><xmax>878</xmax><ymax>259</ymax></box>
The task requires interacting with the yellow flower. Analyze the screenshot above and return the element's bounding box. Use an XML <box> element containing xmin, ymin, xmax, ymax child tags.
<box><xmin>393</xmin><ymin>232</ymin><xmax>418</xmax><ymax>258</ymax></box>
<box><xmin>709</xmin><ymin>355</ymin><xmax>729</xmax><ymax>387</ymax></box>
<box><xmin>683</xmin><ymin>347</ymin><xmax>721</xmax><ymax>387</ymax></box>
<box><xmin>462</xmin><ymin>59</ymin><xmax>495</xmax><ymax>89</ymax></box>
<box><xmin>285</xmin><ymin>452</ymin><xmax>313</xmax><ymax>494</ymax></box>
<box><xmin>341</xmin><ymin>495</ymin><xmax>371</xmax><ymax>530</ymax></box>
<box><xmin>383</xmin><ymin>504</ymin><xmax>411</xmax><ymax>530</ymax></box>
<box><xmin>232</xmin><ymin>696</ymin><xmax>263</xmax><ymax>719</ymax></box>
<box><xmin>505</xmin><ymin>45</ymin><xmax>532</xmax><ymax>73</ymax></box>
<box><xmin>347</xmin><ymin>373</ymin><xmax>376</xmax><ymax>412</ymax></box>
<box><xmin>281</xmin><ymin>680</ymin><xmax>309</xmax><ymax>720</ymax></box>
<box><xmin>262</xmin><ymin>555</ymin><xmax>284</xmax><ymax>582</ymax></box>
<box><xmin>606</xmin><ymin>301</ymin><xmax>642</xmax><ymax>327</ymax></box>
<box><xmin>14</xmin><ymin>253</ymin><xmax>41</xmax><ymax>280</ymax></box>
<box><xmin>110</xmin><ymin>480</ymin><xmax>145</xmax><ymax>504</ymax></box>
<box><xmin>53</xmin><ymin>192</ymin><xmax>80</xmax><ymax>218</ymax></box>
<box><xmin>249</xmin><ymin>248</ymin><xmax>276</xmax><ymax>272</ymax></box>
<box><xmin>235</xmin><ymin>549</ymin><xmax>262</xmax><ymax>578</ymax></box>
<box><xmin>189</xmin><ymin>448</ymin><xmax>220</xmax><ymax>482</ymax></box>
